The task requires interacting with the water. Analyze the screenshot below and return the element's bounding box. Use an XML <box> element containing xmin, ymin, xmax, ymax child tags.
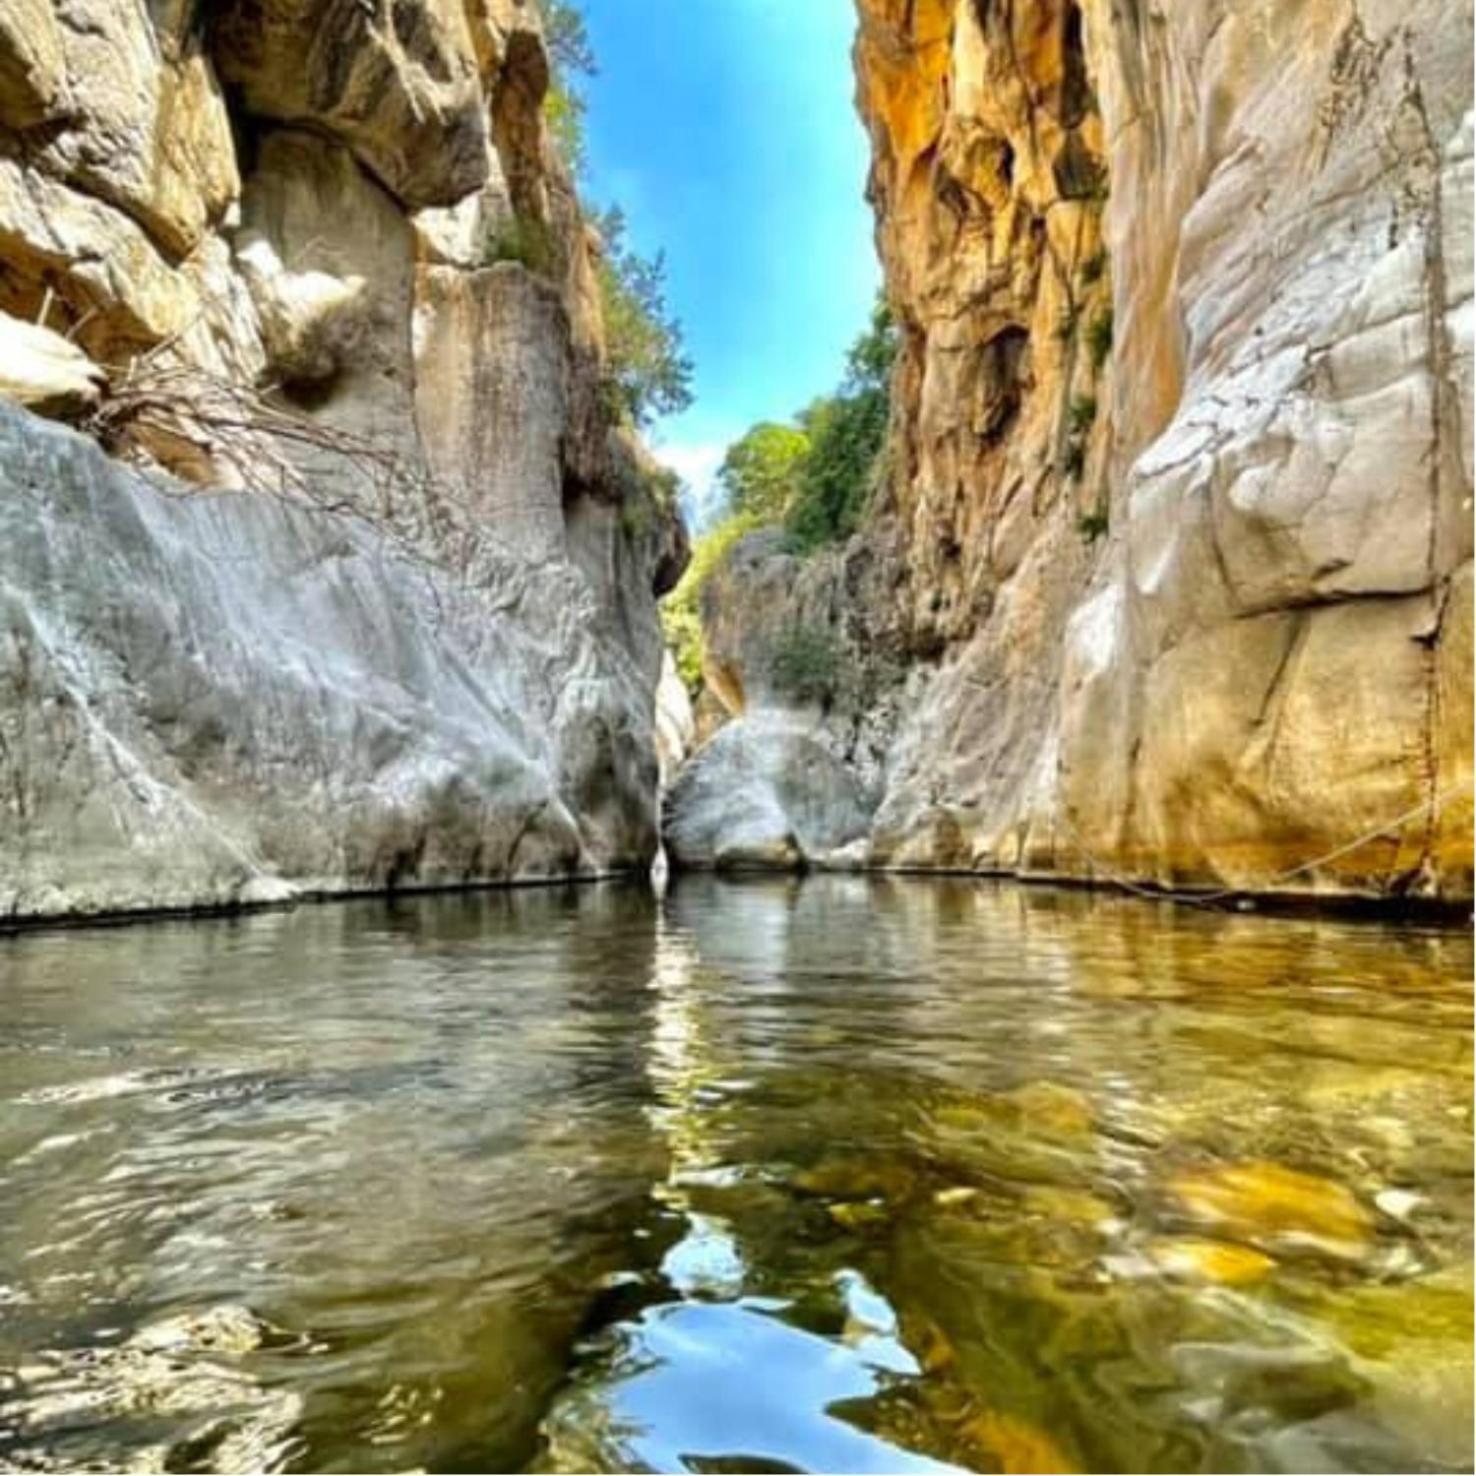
<box><xmin>0</xmin><ymin>877</ymin><xmax>1469</xmax><ymax>1475</ymax></box>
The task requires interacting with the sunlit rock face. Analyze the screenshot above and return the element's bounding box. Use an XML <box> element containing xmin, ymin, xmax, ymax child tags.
<box><xmin>858</xmin><ymin>0</ymin><xmax>1473</xmax><ymax>900</ymax></box>
<box><xmin>674</xmin><ymin>0</ymin><xmax>1473</xmax><ymax>902</ymax></box>
<box><xmin>0</xmin><ymin>0</ymin><xmax>685</xmax><ymax>919</ymax></box>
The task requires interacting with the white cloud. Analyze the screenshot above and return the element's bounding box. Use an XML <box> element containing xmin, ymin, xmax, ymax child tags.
<box><xmin>652</xmin><ymin>440</ymin><xmax>727</xmax><ymax>532</ymax></box>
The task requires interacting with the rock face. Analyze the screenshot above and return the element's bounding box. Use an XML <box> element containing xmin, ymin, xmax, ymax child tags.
<box><xmin>654</xmin><ymin>652</ymin><xmax>697</xmax><ymax>787</ymax></box>
<box><xmin>0</xmin><ymin>0</ymin><xmax>684</xmax><ymax>919</ymax></box>
<box><xmin>672</xmin><ymin>0</ymin><xmax>1473</xmax><ymax>903</ymax></box>
<box><xmin>664</xmin><ymin>715</ymin><xmax>880</xmax><ymax>872</ymax></box>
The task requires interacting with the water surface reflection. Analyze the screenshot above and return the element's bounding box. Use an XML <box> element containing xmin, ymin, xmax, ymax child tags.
<box><xmin>0</xmin><ymin>878</ymin><xmax>1469</xmax><ymax>1473</ymax></box>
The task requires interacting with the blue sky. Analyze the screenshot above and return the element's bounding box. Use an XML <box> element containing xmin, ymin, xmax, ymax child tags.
<box><xmin>576</xmin><ymin>0</ymin><xmax>880</xmax><ymax>523</ymax></box>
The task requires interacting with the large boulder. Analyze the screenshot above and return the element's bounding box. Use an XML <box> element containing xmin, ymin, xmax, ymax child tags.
<box><xmin>663</xmin><ymin>715</ymin><xmax>880</xmax><ymax>872</ymax></box>
<box><xmin>0</xmin><ymin>0</ymin><xmax>65</xmax><ymax>129</ymax></box>
<box><xmin>212</xmin><ymin>0</ymin><xmax>492</xmax><ymax>211</ymax></box>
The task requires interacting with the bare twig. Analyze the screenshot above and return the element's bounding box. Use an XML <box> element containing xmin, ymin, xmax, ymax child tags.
<box><xmin>81</xmin><ymin>344</ymin><xmax>531</xmax><ymax>629</ymax></box>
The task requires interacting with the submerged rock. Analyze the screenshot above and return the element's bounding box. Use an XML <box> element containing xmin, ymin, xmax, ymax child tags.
<box><xmin>952</xmin><ymin>1408</ymin><xmax>1080</xmax><ymax>1476</ymax></box>
<box><xmin>1147</xmin><ymin>1238</ymin><xmax>1277</xmax><ymax>1288</ymax></box>
<box><xmin>1</xmin><ymin>1306</ymin><xmax>300</xmax><ymax>1474</ymax></box>
<box><xmin>1166</xmin><ymin>1161</ymin><xmax>1374</xmax><ymax>1262</ymax></box>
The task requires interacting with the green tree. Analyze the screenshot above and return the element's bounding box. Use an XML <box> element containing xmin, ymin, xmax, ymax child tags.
<box><xmin>544</xmin><ymin>86</ymin><xmax>587</xmax><ymax>171</ymax></box>
<box><xmin>784</xmin><ymin>298</ymin><xmax>898</xmax><ymax>551</ymax></box>
<box><xmin>843</xmin><ymin>295</ymin><xmax>899</xmax><ymax>394</ymax></box>
<box><xmin>594</xmin><ymin>206</ymin><xmax>695</xmax><ymax>429</ymax></box>
<box><xmin>527</xmin><ymin>6</ymin><xmax>693</xmax><ymax>428</ymax></box>
<box><xmin>541</xmin><ymin>1</ymin><xmax>596</xmax><ymax>76</ymax></box>
<box><xmin>537</xmin><ymin>2</ymin><xmax>595</xmax><ymax>171</ymax></box>
<box><xmin>661</xmin><ymin>509</ymin><xmax>762</xmax><ymax>691</ymax></box>
<box><xmin>716</xmin><ymin>421</ymin><xmax>811</xmax><ymax>522</ymax></box>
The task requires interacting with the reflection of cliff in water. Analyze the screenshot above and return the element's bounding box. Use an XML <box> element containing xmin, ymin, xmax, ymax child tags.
<box><xmin>0</xmin><ymin>879</ymin><xmax>1470</xmax><ymax>1473</ymax></box>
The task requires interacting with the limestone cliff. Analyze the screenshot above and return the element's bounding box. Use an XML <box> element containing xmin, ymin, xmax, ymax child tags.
<box><xmin>0</xmin><ymin>0</ymin><xmax>686</xmax><ymax>920</ymax></box>
<box><xmin>669</xmin><ymin>0</ymin><xmax>1473</xmax><ymax>903</ymax></box>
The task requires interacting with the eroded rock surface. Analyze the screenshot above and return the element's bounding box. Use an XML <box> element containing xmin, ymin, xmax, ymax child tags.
<box><xmin>664</xmin><ymin>715</ymin><xmax>880</xmax><ymax>872</ymax></box>
<box><xmin>672</xmin><ymin>0</ymin><xmax>1473</xmax><ymax>903</ymax></box>
<box><xmin>0</xmin><ymin>0</ymin><xmax>685</xmax><ymax>920</ymax></box>
<box><xmin>0</xmin><ymin>403</ymin><xmax>672</xmax><ymax>917</ymax></box>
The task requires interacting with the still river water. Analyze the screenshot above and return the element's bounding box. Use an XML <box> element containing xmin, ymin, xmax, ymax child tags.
<box><xmin>0</xmin><ymin>877</ymin><xmax>1470</xmax><ymax>1475</ymax></box>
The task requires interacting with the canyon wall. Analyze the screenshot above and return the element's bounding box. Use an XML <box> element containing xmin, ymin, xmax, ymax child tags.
<box><xmin>669</xmin><ymin>0</ymin><xmax>1473</xmax><ymax>904</ymax></box>
<box><xmin>0</xmin><ymin>0</ymin><xmax>686</xmax><ymax>920</ymax></box>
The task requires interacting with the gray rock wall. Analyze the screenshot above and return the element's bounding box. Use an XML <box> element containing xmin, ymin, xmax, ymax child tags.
<box><xmin>0</xmin><ymin>403</ymin><xmax>666</xmax><ymax>919</ymax></box>
<box><xmin>0</xmin><ymin>0</ymin><xmax>687</xmax><ymax>921</ymax></box>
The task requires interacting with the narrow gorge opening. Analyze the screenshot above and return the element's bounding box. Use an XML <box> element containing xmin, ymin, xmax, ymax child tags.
<box><xmin>0</xmin><ymin>1</ymin><xmax>1469</xmax><ymax>1474</ymax></box>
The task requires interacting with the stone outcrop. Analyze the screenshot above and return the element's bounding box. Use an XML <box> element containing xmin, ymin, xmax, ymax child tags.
<box><xmin>0</xmin><ymin>402</ymin><xmax>676</xmax><ymax>917</ymax></box>
<box><xmin>0</xmin><ymin>310</ymin><xmax>103</xmax><ymax>413</ymax></box>
<box><xmin>654</xmin><ymin>652</ymin><xmax>697</xmax><ymax>787</ymax></box>
<box><xmin>664</xmin><ymin>715</ymin><xmax>880</xmax><ymax>872</ymax></box>
<box><xmin>0</xmin><ymin>0</ymin><xmax>685</xmax><ymax>920</ymax></box>
<box><xmin>672</xmin><ymin>0</ymin><xmax>1473</xmax><ymax>904</ymax></box>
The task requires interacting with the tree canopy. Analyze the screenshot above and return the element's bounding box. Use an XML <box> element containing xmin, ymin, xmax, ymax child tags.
<box><xmin>538</xmin><ymin>2</ymin><xmax>595</xmax><ymax>169</ymax></box>
<box><xmin>531</xmin><ymin>6</ymin><xmax>694</xmax><ymax>430</ymax></box>
<box><xmin>716</xmin><ymin>422</ymin><xmax>811</xmax><ymax>523</ymax></box>
<box><xmin>659</xmin><ymin>299</ymin><xmax>899</xmax><ymax>693</ymax></box>
<box><xmin>784</xmin><ymin>298</ymin><xmax>897</xmax><ymax>550</ymax></box>
<box><xmin>593</xmin><ymin>207</ymin><xmax>695</xmax><ymax>429</ymax></box>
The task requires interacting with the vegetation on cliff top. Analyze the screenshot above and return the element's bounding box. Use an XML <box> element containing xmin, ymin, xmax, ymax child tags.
<box><xmin>661</xmin><ymin>509</ymin><xmax>762</xmax><ymax>691</ymax></box>
<box><xmin>538</xmin><ymin>2</ymin><xmax>883</xmax><ymax>695</ymax></box>
<box><xmin>661</xmin><ymin>300</ymin><xmax>896</xmax><ymax>694</ymax></box>
<box><xmin>540</xmin><ymin>1</ymin><xmax>596</xmax><ymax>169</ymax></box>
<box><xmin>592</xmin><ymin>207</ymin><xmax>694</xmax><ymax>428</ymax></box>
<box><xmin>532</xmin><ymin>0</ymin><xmax>694</xmax><ymax>430</ymax></box>
<box><xmin>721</xmin><ymin>297</ymin><xmax>895</xmax><ymax>552</ymax></box>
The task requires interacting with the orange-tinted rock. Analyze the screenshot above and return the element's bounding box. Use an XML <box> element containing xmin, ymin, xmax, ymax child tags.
<box><xmin>692</xmin><ymin>0</ymin><xmax>1474</xmax><ymax>904</ymax></box>
<box><xmin>1168</xmin><ymin>1161</ymin><xmax>1374</xmax><ymax>1261</ymax></box>
<box><xmin>1148</xmin><ymin>1237</ymin><xmax>1277</xmax><ymax>1287</ymax></box>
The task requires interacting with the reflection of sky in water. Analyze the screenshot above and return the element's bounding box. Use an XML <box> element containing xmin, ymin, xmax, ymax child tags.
<box><xmin>625</xmin><ymin>908</ymin><xmax>954</xmax><ymax>1473</ymax></box>
<box><xmin>1</xmin><ymin>878</ymin><xmax>1470</xmax><ymax>1473</ymax></box>
<box><xmin>660</xmin><ymin>1213</ymin><xmax>746</xmax><ymax>1299</ymax></box>
<box><xmin>572</xmin><ymin>1298</ymin><xmax>957</xmax><ymax>1475</ymax></box>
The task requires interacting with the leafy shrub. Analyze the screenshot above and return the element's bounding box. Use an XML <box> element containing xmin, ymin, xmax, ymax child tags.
<box><xmin>1078</xmin><ymin>507</ymin><xmax>1110</xmax><ymax>542</ymax></box>
<box><xmin>717</xmin><ymin>422</ymin><xmax>811</xmax><ymax>523</ymax></box>
<box><xmin>540</xmin><ymin>0</ymin><xmax>595</xmax><ymax>75</ymax></box>
<box><xmin>544</xmin><ymin>85</ymin><xmax>587</xmax><ymax>172</ymax></box>
<box><xmin>784</xmin><ymin>389</ymin><xmax>889</xmax><ymax>553</ymax></box>
<box><xmin>660</xmin><ymin>510</ymin><xmax>761</xmax><ymax>692</ymax></box>
<box><xmin>537</xmin><ymin>1</ymin><xmax>595</xmax><ymax>171</ymax></box>
<box><xmin>1068</xmin><ymin>394</ymin><xmax>1097</xmax><ymax>435</ymax></box>
<box><xmin>593</xmin><ymin>207</ymin><xmax>694</xmax><ymax>429</ymax></box>
<box><xmin>1080</xmin><ymin>248</ymin><xmax>1108</xmax><ymax>286</ymax></box>
<box><xmin>783</xmin><ymin>298</ymin><xmax>897</xmax><ymax>553</ymax></box>
<box><xmin>483</xmin><ymin>213</ymin><xmax>558</xmax><ymax>275</ymax></box>
<box><xmin>621</xmin><ymin>463</ymin><xmax>681</xmax><ymax>538</ymax></box>
<box><xmin>1062</xmin><ymin>438</ymin><xmax>1087</xmax><ymax>481</ymax></box>
<box><xmin>528</xmin><ymin>5</ymin><xmax>694</xmax><ymax>431</ymax></box>
<box><xmin>767</xmin><ymin>623</ymin><xmax>842</xmax><ymax>705</ymax></box>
